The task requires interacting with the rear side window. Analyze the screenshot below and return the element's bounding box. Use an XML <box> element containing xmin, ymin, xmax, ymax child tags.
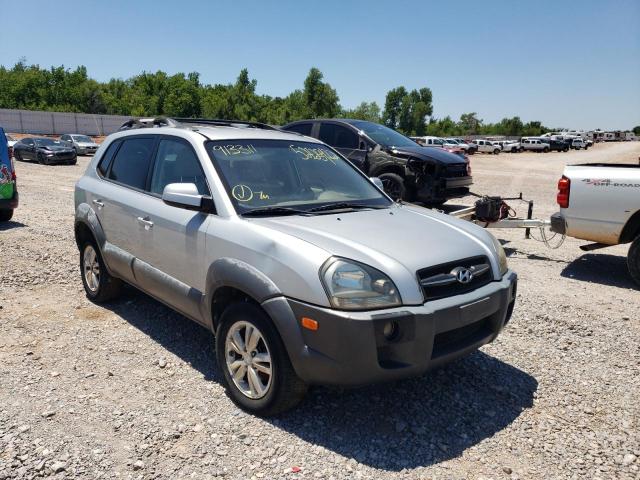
<box><xmin>285</xmin><ymin>123</ymin><xmax>313</xmax><ymax>136</ymax></box>
<box><xmin>319</xmin><ymin>123</ymin><xmax>358</xmax><ymax>149</ymax></box>
<box><xmin>97</xmin><ymin>140</ymin><xmax>122</xmax><ymax>176</ymax></box>
<box><xmin>108</xmin><ymin>137</ymin><xmax>155</xmax><ymax>190</ymax></box>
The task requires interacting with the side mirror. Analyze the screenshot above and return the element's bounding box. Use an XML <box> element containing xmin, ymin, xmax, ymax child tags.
<box><xmin>370</xmin><ymin>177</ymin><xmax>384</xmax><ymax>190</ymax></box>
<box><xmin>162</xmin><ymin>183</ymin><xmax>214</xmax><ymax>213</ymax></box>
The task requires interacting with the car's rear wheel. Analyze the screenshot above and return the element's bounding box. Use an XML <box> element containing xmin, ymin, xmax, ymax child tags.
<box><xmin>14</xmin><ymin>151</ymin><xmax>22</xmax><ymax>162</ymax></box>
<box><xmin>80</xmin><ymin>240</ymin><xmax>122</xmax><ymax>302</ymax></box>
<box><xmin>0</xmin><ymin>209</ymin><xmax>13</xmax><ymax>222</ymax></box>
<box><xmin>543</xmin><ymin>147</ymin><xmax>550</xmax><ymax>153</ymax></box>
<box><xmin>215</xmin><ymin>303</ymin><xmax>307</xmax><ymax>416</ymax></box>
<box><xmin>628</xmin><ymin>236</ymin><xmax>640</xmax><ymax>287</ymax></box>
<box><xmin>493</xmin><ymin>148</ymin><xmax>500</xmax><ymax>154</ymax></box>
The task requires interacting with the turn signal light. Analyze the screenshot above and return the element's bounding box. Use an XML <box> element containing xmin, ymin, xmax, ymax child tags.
<box><xmin>557</xmin><ymin>175</ymin><xmax>570</xmax><ymax>208</ymax></box>
<box><xmin>301</xmin><ymin>317</ymin><xmax>318</xmax><ymax>331</ymax></box>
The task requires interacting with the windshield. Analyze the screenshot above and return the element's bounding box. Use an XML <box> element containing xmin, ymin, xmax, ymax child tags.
<box><xmin>349</xmin><ymin>121</ymin><xmax>418</xmax><ymax>148</ymax></box>
<box><xmin>206</xmin><ymin>139</ymin><xmax>391</xmax><ymax>214</ymax></box>
<box><xmin>35</xmin><ymin>138</ymin><xmax>64</xmax><ymax>147</ymax></box>
<box><xmin>446</xmin><ymin>139</ymin><xmax>459</xmax><ymax>144</ymax></box>
<box><xmin>72</xmin><ymin>135</ymin><xmax>92</xmax><ymax>142</ymax></box>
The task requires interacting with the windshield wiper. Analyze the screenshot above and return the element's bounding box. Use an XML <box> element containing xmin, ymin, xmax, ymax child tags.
<box><xmin>241</xmin><ymin>206</ymin><xmax>312</xmax><ymax>217</ymax></box>
<box><xmin>307</xmin><ymin>202</ymin><xmax>384</xmax><ymax>213</ymax></box>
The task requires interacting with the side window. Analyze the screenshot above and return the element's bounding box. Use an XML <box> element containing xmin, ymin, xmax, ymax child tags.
<box><xmin>108</xmin><ymin>137</ymin><xmax>155</xmax><ymax>190</ymax></box>
<box><xmin>97</xmin><ymin>140</ymin><xmax>122</xmax><ymax>176</ymax></box>
<box><xmin>150</xmin><ymin>138</ymin><xmax>209</xmax><ymax>195</ymax></box>
<box><xmin>285</xmin><ymin>123</ymin><xmax>313</xmax><ymax>136</ymax></box>
<box><xmin>25</xmin><ymin>139</ymin><xmax>34</xmax><ymax>146</ymax></box>
<box><xmin>318</xmin><ymin>123</ymin><xmax>358</xmax><ymax>149</ymax></box>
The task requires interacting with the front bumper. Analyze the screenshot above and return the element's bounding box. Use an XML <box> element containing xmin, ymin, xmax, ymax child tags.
<box><xmin>263</xmin><ymin>270</ymin><xmax>517</xmax><ymax>386</ymax></box>
<box><xmin>77</xmin><ymin>146</ymin><xmax>98</xmax><ymax>155</ymax></box>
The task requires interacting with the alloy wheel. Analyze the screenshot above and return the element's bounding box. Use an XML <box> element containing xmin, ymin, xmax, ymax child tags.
<box><xmin>83</xmin><ymin>245</ymin><xmax>100</xmax><ymax>292</ymax></box>
<box><xmin>225</xmin><ymin>321</ymin><xmax>273</xmax><ymax>399</ymax></box>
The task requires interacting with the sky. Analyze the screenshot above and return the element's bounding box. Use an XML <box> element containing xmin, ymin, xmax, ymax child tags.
<box><xmin>1</xmin><ymin>0</ymin><xmax>639</xmax><ymax>130</ymax></box>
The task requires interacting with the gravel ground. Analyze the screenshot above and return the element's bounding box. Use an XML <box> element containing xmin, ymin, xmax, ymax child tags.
<box><xmin>1</xmin><ymin>142</ymin><xmax>639</xmax><ymax>479</ymax></box>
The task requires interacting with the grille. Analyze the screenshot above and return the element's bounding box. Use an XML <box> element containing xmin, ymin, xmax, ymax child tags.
<box><xmin>445</xmin><ymin>164</ymin><xmax>468</xmax><ymax>178</ymax></box>
<box><xmin>417</xmin><ymin>256</ymin><xmax>492</xmax><ymax>301</ymax></box>
<box><xmin>431</xmin><ymin>317</ymin><xmax>492</xmax><ymax>359</ymax></box>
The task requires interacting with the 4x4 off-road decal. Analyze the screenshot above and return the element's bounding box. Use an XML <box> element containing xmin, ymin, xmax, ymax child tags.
<box><xmin>0</xmin><ymin>127</ymin><xmax>15</xmax><ymax>200</ymax></box>
<box><xmin>582</xmin><ymin>178</ymin><xmax>640</xmax><ymax>188</ymax></box>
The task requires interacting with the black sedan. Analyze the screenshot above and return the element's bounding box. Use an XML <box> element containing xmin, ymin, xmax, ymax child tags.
<box><xmin>13</xmin><ymin>137</ymin><xmax>77</xmax><ymax>165</ymax></box>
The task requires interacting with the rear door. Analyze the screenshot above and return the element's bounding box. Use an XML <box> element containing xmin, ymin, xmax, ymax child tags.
<box><xmin>94</xmin><ymin>136</ymin><xmax>157</xmax><ymax>281</ymax></box>
<box><xmin>317</xmin><ymin>122</ymin><xmax>368</xmax><ymax>172</ymax></box>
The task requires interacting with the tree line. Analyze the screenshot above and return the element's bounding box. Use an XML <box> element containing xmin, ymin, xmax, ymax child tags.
<box><xmin>0</xmin><ymin>61</ymin><xmax>552</xmax><ymax>136</ymax></box>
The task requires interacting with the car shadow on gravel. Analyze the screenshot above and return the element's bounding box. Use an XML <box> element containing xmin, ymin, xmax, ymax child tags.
<box><xmin>272</xmin><ymin>352</ymin><xmax>537</xmax><ymax>471</ymax></box>
<box><xmin>561</xmin><ymin>253</ymin><xmax>636</xmax><ymax>289</ymax></box>
<box><xmin>104</xmin><ymin>285</ymin><xmax>221</xmax><ymax>382</ymax></box>
<box><xmin>0</xmin><ymin>220</ymin><xmax>27</xmax><ymax>231</ymax></box>
<box><xmin>105</xmin><ymin>286</ymin><xmax>537</xmax><ymax>471</ymax></box>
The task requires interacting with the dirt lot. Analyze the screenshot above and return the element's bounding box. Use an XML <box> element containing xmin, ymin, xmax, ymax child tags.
<box><xmin>1</xmin><ymin>142</ymin><xmax>639</xmax><ymax>479</ymax></box>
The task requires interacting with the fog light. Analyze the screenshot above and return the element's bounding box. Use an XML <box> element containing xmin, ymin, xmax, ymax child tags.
<box><xmin>383</xmin><ymin>320</ymin><xmax>399</xmax><ymax>341</ymax></box>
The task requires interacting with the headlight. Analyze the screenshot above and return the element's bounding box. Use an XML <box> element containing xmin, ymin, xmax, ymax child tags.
<box><xmin>321</xmin><ymin>258</ymin><xmax>401</xmax><ymax>310</ymax></box>
<box><xmin>489</xmin><ymin>233</ymin><xmax>508</xmax><ymax>276</ymax></box>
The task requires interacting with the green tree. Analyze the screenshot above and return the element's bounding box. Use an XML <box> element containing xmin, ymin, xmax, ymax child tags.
<box><xmin>302</xmin><ymin>67</ymin><xmax>340</xmax><ymax>118</ymax></box>
<box><xmin>633</xmin><ymin>126</ymin><xmax>640</xmax><ymax>135</ymax></box>
<box><xmin>382</xmin><ymin>87</ymin><xmax>407</xmax><ymax>129</ymax></box>
<box><xmin>341</xmin><ymin>101</ymin><xmax>381</xmax><ymax>122</ymax></box>
<box><xmin>459</xmin><ymin>112</ymin><xmax>482</xmax><ymax>135</ymax></box>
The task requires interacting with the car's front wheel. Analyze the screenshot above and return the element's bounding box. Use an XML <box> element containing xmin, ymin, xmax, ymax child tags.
<box><xmin>80</xmin><ymin>240</ymin><xmax>122</xmax><ymax>302</ymax></box>
<box><xmin>493</xmin><ymin>148</ymin><xmax>500</xmax><ymax>154</ymax></box>
<box><xmin>628</xmin><ymin>236</ymin><xmax>640</xmax><ymax>287</ymax></box>
<box><xmin>379</xmin><ymin>172</ymin><xmax>407</xmax><ymax>201</ymax></box>
<box><xmin>215</xmin><ymin>303</ymin><xmax>307</xmax><ymax>416</ymax></box>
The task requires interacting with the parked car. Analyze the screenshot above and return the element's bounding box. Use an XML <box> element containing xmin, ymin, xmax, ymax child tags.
<box><xmin>551</xmin><ymin>163</ymin><xmax>640</xmax><ymax>286</ymax></box>
<box><xmin>570</xmin><ymin>138</ymin><xmax>588</xmax><ymax>150</ymax></box>
<box><xmin>410</xmin><ymin>137</ymin><xmax>467</xmax><ymax>158</ymax></box>
<box><xmin>74</xmin><ymin>117</ymin><xmax>517</xmax><ymax>415</ymax></box>
<box><xmin>5</xmin><ymin>133</ymin><xmax>17</xmax><ymax>148</ymax></box>
<box><xmin>446</xmin><ymin>138</ymin><xmax>477</xmax><ymax>154</ymax></box>
<box><xmin>520</xmin><ymin>138</ymin><xmax>550</xmax><ymax>152</ymax></box>
<box><xmin>498</xmin><ymin>141</ymin><xmax>521</xmax><ymax>153</ymax></box>
<box><xmin>471</xmin><ymin>139</ymin><xmax>501</xmax><ymax>154</ymax></box>
<box><xmin>0</xmin><ymin>127</ymin><xmax>18</xmax><ymax>222</ymax></box>
<box><xmin>13</xmin><ymin>137</ymin><xmax>77</xmax><ymax>165</ymax></box>
<box><xmin>546</xmin><ymin>139</ymin><xmax>570</xmax><ymax>152</ymax></box>
<box><xmin>282</xmin><ymin>119</ymin><xmax>472</xmax><ymax>205</ymax></box>
<box><xmin>60</xmin><ymin>134</ymin><xmax>99</xmax><ymax>156</ymax></box>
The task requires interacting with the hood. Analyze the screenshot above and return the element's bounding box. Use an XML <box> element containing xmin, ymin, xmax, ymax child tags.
<box><xmin>390</xmin><ymin>146</ymin><xmax>467</xmax><ymax>165</ymax></box>
<box><xmin>248</xmin><ymin>204</ymin><xmax>499</xmax><ymax>304</ymax></box>
<box><xmin>40</xmin><ymin>145</ymin><xmax>73</xmax><ymax>152</ymax></box>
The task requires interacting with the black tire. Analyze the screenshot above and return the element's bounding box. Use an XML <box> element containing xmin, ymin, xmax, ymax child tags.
<box><xmin>628</xmin><ymin>236</ymin><xmax>640</xmax><ymax>287</ymax></box>
<box><xmin>379</xmin><ymin>172</ymin><xmax>408</xmax><ymax>201</ymax></box>
<box><xmin>563</xmin><ymin>147</ymin><xmax>569</xmax><ymax>152</ymax></box>
<box><xmin>79</xmin><ymin>239</ymin><xmax>122</xmax><ymax>302</ymax></box>
<box><xmin>68</xmin><ymin>155</ymin><xmax>77</xmax><ymax>165</ymax></box>
<box><xmin>493</xmin><ymin>149</ymin><xmax>500</xmax><ymax>154</ymax></box>
<box><xmin>0</xmin><ymin>209</ymin><xmax>13</xmax><ymax>222</ymax></box>
<box><xmin>543</xmin><ymin>147</ymin><xmax>549</xmax><ymax>153</ymax></box>
<box><xmin>37</xmin><ymin>153</ymin><xmax>46</xmax><ymax>165</ymax></box>
<box><xmin>14</xmin><ymin>151</ymin><xmax>22</xmax><ymax>162</ymax></box>
<box><xmin>215</xmin><ymin>303</ymin><xmax>308</xmax><ymax>416</ymax></box>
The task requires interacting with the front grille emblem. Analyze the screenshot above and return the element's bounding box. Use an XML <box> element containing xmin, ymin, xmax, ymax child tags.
<box><xmin>451</xmin><ymin>267</ymin><xmax>473</xmax><ymax>284</ymax></box>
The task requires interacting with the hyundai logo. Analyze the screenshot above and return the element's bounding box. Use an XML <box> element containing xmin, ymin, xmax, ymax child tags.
<box><xmin>451</xmin><ymin>267</ymin><xmax>474</xmax><ymax>284</ymax></box>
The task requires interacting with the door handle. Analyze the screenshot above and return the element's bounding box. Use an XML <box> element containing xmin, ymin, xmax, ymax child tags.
<box><xmin>137</xmin><ymin>216</ymin><xmax>154</xmax><ymax>230</ymax></box>
<box><xmin>92</xmin><ymin>199</ymin><xmax>104</xmax><ymax>209</ymax></box>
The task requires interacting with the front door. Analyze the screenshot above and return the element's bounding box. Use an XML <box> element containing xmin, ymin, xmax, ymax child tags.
<box><xmin>317</xmin><ymin>122</ymin><xmax>369</xmax><ymax>173</ymax></box>
<box><xmin>129</xmin><ymin>136</ymin><xmax>211</xmax><ymax>321</ymax></box>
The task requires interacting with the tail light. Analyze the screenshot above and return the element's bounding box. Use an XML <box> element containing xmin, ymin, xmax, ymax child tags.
<box><xmin>557</xmin><ymin>175</ymin><xmax>570</xmax><ymax>208</ymax></box>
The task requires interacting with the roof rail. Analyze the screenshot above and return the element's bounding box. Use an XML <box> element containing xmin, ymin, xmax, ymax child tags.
<box><xmin>173</xmin><ymin>118</ymin><xmax>277</xmax><ymax>130</ymax></box>
<box><xmin>118</xmin><ymin>117</ymin><xmax>179</xmax><ymax>131</ymax></box>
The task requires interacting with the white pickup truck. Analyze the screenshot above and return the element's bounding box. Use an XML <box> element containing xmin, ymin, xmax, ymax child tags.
<box><xmin>551</xmin><ymin>163</ymin><xmax>640</xmax><ymax>285</ymax></box>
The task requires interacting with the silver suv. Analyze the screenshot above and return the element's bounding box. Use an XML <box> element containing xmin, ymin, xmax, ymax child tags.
<box><xmin>74</xmin><ymin>118</ymin><xmax>517</xmax><ymax>415</ymax></box>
